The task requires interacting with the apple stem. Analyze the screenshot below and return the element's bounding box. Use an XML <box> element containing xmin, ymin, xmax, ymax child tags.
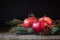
<box><xmin>28</xmin><ymin>13</ymin><xmax>35</xmax><ymax>17</ymax></box>
<box><xmin>44</xmin><ymin>15</ymin><xmax>46</xmax><ymax>17</ymax></box>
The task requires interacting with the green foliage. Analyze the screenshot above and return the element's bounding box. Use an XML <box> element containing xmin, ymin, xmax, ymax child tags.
<box><xmin>9</xmin><ymin>26</ymin><xmax>27</xmax><ymax>35</ymax></box>
<box><xmin>15</xmin><ymin>27</ymin><xmax>27</xmax><ymax>35</ymax></box>
<box><xmin>51</xmin><ymin>26</ymin><xmax>59</xmax><ymax>35</ymax></box>
<box><xmin>27</xmin><ymin>27</ymin><xmax>34</xmax><ymax>34</ymax></box>
<box><xmin>5</xmin><ymin>19</ymin><xmax>22</xmax><ymax>27</ymax></box>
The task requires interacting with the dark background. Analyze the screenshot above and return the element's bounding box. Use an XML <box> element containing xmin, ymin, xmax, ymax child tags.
<box><xmin>0</xmin><ymin>0</ymin><xmax>59</xmax><ymax>32</ymax></box>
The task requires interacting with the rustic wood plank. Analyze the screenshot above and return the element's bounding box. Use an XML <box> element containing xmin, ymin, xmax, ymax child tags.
<box><xmin>0</xmin><ymin>34</ymin><xmax>60</xmax><ymax>40</ymax></box>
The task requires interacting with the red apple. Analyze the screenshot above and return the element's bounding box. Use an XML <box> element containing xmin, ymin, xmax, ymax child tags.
<box><xmin>39</xmin><ymin>15</ymin><xmax>53</xmax><ymax>26</ymax></box>
<box><xmin>32</xmin><ymin>21</ymin><xmax>40</xmax><ymax>34</ymax></box>
<box><xmin>23</xmin><ymin>17</ymin><xmax>37</xmax><ymax>28</ymax></box>
<box><xmin>40</xmin><ymin>20</ymin><xmax>49</xmax><ymax>27</ymax></box>
<box><xmin>40</xmin><ymin>20</ymin><xmax>48</xmax><ymax>29</ymax></box>
<box><xmin>32</xmin><ymin>21</ymin><xmax>43</xmax><ymax>34</ymax></box>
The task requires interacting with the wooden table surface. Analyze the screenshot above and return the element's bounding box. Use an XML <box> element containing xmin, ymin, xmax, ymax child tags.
<box><xmin>0</xmin><ymin>34</ymin><xmax>60</xmax><ymax>40</ymax></box>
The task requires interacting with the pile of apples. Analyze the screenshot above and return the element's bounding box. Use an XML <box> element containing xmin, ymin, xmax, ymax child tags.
<box><xmin>23</xmin><ymin>14</ymin><xmax>53</xmax><ymax>34</ymax></box>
